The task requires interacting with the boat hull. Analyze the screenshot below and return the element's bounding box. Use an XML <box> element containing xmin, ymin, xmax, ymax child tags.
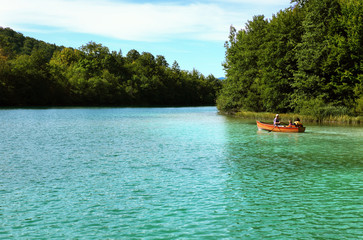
<box><xmin>256</xmin><ymin>121</ymin><xmax>305</xmax><ymax>133</ymax></box>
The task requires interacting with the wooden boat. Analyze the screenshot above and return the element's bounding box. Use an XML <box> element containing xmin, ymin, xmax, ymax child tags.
<box><xmin>256</xmin><ymin>121</ymin><xmax>306</xmax><ymax>133</ymax></box>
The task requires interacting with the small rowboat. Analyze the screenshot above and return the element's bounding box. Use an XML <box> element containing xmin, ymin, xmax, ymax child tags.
<box><xmin>256</xmin><ymin>121</ymin><xmax>305</xmax><ymax>133</ymax></box>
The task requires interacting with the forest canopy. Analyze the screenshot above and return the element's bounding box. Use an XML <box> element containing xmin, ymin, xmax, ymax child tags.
<box><xmin>0</xmin><ymin>27</ymin><xmax>221</xmax><ymax>106</ymax></box>
<box><xmin>217</xmin><ymin>0</ymin><xmax>362</xmax><ymax>116</ymax></box>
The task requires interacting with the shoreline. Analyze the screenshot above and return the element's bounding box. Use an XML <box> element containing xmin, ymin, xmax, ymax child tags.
<box><xmin>219</xmin><ymin>110</ymin><xmax>363</xmax><ymax>125</ymax></box>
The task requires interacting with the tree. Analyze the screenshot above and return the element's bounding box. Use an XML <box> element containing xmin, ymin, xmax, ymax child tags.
<box><xmin>0</xmin><ymin>27</ymin><xmax>221</xmax><ymax>107</ymax></box>
<box><xmin>126</xmin><ymin>49</ymin><xmax>140</xmax><ymax>63</ymax></box>
<box><xmin>218</xmin><ymin>16</ymin><xmax>269</xmax><ymax>112</ymax></box>
<box><xmin>292</xmin><ymin>0</ymin><xmax>361</xmax><ymax>112</ymax></box>
<box><xmin>217</xmin><ymin>0</ymin><xmax>362</xmax><ymax>115</ymax></box>
<box><xmin>258</xmin><ymin>6</ymin><xmax>304</xmax><ymax>112</ymax></box>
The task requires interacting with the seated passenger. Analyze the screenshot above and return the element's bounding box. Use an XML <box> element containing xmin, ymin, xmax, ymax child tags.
<box><xmin>294</xmin><ymin>118</ymin><xmax>303</xmax><ymax>127</ymax></box>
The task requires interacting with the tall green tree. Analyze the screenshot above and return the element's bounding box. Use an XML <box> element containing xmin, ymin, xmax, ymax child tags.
<box><xmin>217</xmin><ymin>0</ymin><xmax>362</xmax><ymax>116</ymax></box>
<box><xmin>259</xmin><ymin>6</ymin><xmax>305</xmax><ymax>112</ymax></box>
<box><xmin>218</xmin><ymin>16</ymin><xmax>269</xmax><ymax>112</ymax></box>
<box><xmin>293</xmin><ymin>0</ymin><xmax>342</xmax><ymax>107</ymax></box>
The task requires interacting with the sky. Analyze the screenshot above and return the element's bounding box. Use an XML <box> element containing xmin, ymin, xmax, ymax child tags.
<box><xmin>0</xmin><ymin>0</ymin><xmax>292</xmax><ymax>77</ymax></box>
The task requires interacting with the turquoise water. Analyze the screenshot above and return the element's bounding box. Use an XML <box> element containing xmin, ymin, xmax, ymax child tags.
<box><xmin>1</xmin><ymin>107</ymin><xmax>362</xmax><ymax>239</ymax></box>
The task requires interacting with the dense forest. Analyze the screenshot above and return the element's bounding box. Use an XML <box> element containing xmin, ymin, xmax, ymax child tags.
<box><xmin>0</xmin><ymin>27</ymin><xmax>221</xmax><ymax>106</ymax></box>
<box><xmin>217</xmin><ymin>0</ymin><xmax>362</xmax><ymax>117</ymax></box>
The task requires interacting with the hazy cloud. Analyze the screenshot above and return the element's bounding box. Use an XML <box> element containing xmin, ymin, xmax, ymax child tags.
<box><xmin>0</xmin><ymin>0</ymin><xmax>289</xmax><ymax>42</ymax></box>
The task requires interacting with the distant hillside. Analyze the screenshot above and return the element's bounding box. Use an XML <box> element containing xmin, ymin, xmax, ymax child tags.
<box><xmin>0</xmin><ymin>27</ymin><xmax>221</xmax><ymax>107</ymax></box>
<box><xmin>0</xmin><ymin>27</ymin><xmax>62</xmax><ymax>59</ymax></box>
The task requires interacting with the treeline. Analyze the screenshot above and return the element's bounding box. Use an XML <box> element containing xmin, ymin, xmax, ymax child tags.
<box><xmin>217</xmin><ymin>0</ymin><xmax>362</xmax><ymax>117</ymax></box>
<box><xmin>0</xmin><ymin>27</ymin><xmax>221</xmax><ymax>106</ymax></box>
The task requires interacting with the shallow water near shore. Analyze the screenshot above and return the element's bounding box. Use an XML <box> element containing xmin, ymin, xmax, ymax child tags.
<box><xmin>1</xmin><ymin>107</ymin><xmax>362</xmax><ymax>239</ymax></box>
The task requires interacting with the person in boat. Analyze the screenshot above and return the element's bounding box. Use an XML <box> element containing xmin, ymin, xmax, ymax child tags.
<box><xmin>288</xmin><ymin>120</ymin><xmax>293</xmax><ymax>127</ymax></box>
<box><xmin>294</xmin><ymin>118</ymin><xmax>303</xmax><ymax>127</ymax></box>
<box><xmin>273</xmin><ymin>114</ymin><xmax>280</xmax><ymax>126</ymax></box>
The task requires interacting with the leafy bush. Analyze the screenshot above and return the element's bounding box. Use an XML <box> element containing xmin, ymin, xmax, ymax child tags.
<box><xmin>298</xmin><ymin>97</ymin><xmax>352</xmax><ymax>122</ymax></box>
<box><xmin>355</xmin><ymin>96</ymin><xmax>363</xmax><ymax>115</ymax></box>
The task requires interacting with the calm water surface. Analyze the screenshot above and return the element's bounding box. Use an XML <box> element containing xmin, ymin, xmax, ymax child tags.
<box><xmin>1</xmin><ymin>107</ymin><xmax>362</xmax><ymax>239</ymax></box>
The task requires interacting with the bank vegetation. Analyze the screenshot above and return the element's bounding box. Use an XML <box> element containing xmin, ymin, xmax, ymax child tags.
<box><xmin>217</xmin><ymin>0</ymin><xmax>362</xmax><ymax>124</ymax></box>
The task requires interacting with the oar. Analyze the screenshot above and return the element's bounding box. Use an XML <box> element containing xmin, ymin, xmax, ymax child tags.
<box><xmin>268</xmin><ymin>125</ymin><xmax>277</xmax><ymax>132</ymax></box>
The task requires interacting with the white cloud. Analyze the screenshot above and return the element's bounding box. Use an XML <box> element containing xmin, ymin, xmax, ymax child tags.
<box><xmin>0</xmin><ymin>0</ymin><xmax>236</xmax><ymax>41</ymax></box>
<box><xmin>0</xmin><ymin>0</ymin><xmax>290</xmax><ymax>42</ymax></box>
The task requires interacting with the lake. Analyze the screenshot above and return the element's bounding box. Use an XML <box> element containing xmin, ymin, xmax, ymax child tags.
<box><xmin>1</xmin><ymin>107</ymin><xmax>362</xmax><ymax>239</ymax></box>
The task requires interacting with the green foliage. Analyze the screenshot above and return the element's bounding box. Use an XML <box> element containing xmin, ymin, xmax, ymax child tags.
<box><xmin>297</xmin><ymin>97</ymin><xmax>351</xmax><ymax>121</ymax></box>
<box><xmin>221</xmin><ymin>16</ymin><xmax>269</xmax><ymax>112</ymax></box>
<box><xmin>0</xmin><ymin>27</ymin><xmax>221</xmax><ymax>106</ymax></box>
<box><xmin>217</xmin><ymin>0</ymin><xmax>362</xmax><ymax>117</ymax></box>
<box><xmin>355</xmin><ymin>96</ymin><xmax>363</xmax><ymax>115</ymax></box>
